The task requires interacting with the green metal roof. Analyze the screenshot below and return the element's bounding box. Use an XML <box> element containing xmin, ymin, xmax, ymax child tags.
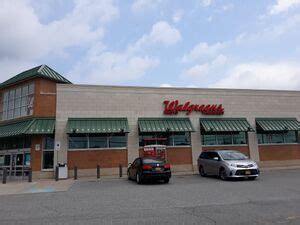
<box><xmin>0</xmin><ymin>120</ymin><xmax>32</xmax><ymax>138</ymax></box>
<box><xmin>26</xmin><ymin>118</ymin><xmax>55</xmax><ymax>134</ymax></box>
<box><xmin>256</xmin><ymin>118</ymin><xmax>299</xmax><ymax>131</ymax></box>
<box><xmin>66</xmin><ymin>118</ymin><xmax>129</xmax><ymax>134</ymax></box>
<box><xmin>138</xmin><ymin>118</ymin><xmax>195</xmax><ymax>133</ymax></box>
<box><xmin>0</xmin><ymin>118</ymin><xmax>55</xmax><ymax>138</ymax></box>
<box><xmin>1</xmin><ymin>65</ymin><xmax>71</xmax><ymax>89</ymax></box>
<box><xmin>200</xmin><ymin>118</ymin><xmax>253</xmax><ymax>132</ymax></box>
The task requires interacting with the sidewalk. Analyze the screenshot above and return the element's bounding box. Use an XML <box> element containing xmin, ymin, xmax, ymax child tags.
<box><xmin>0</xmin><ymin>179</ymin><xmax>74</xmax><ymax>196</ymax></box>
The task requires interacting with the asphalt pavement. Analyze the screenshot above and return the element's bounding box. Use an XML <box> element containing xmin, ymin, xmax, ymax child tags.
<box><xmin>0</xmin><ymin>169</ymin><xmax>300</xmax><ymax>225</ymax></box>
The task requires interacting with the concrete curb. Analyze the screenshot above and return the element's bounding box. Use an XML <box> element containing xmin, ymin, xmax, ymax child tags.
<box><xmin>70</xmin><ymin>166</ymin><xmax>300</xmax><ymax>181</ymax></box>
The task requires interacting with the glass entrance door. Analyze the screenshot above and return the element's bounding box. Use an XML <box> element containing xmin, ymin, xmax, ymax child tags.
<box><xmin>12</xmin><ymin>152</ymin><xmax>31</xmax><ymax>179</ymax></box>
<box><xmin>0</xmin><ymin>152</ymin><xmax>31</xmax><ymax>180</ymax></box>
<box><xmin>0</xmin><ymin>154</ymin><xmax>11</xmax><ymax>178</ymax></box>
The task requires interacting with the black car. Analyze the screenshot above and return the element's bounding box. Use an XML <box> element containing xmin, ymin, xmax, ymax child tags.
<box><xmin>127</xmin><ymin>158</ymin><xmax>171</xmax><ymax>184</ymax></box>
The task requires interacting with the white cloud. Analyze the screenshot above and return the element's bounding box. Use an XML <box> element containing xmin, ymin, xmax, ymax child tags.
<box><xmin>235</xmin><ymin>14</ymin><xmax>300</xmax><ymax>45</ymax></box>
<box><xmin>70</xmin><ymin>50</ymin><xmax>159</xmax><ymax>84</ymax></box>
<box><xmin>269</xmin><ymin>0</ymin><xmax>300</xmax><ymax>15</ymax></box>
<box><xmin>181</xmin><ymin>55</ymin><xmax>227</xmax><ymax>81</ymax></box>
<box><xmin>199</xmin><ymin>0</ymin><xmax>213</xmax><ymax>7</ymax></box>
<box><xmin>172</xmin><ymin>10</ymin><xmax>184</xmax><ymax>23</ymax></box>
<box><xmin>181</xmin><ymin>42</ymin><xmax>226</xmax><ymax>63</ymax></box>
<box><xmin>213</xmin><ymin>62</ymin><xmax>300</xmax><ymax>90</ymax></box>
<box><xmin>222</xmin><ymin>4</ymin><xmax>234</xmax><ymax>11</ymax></box>
<box><xmin>0</xmin><ymin>0</ymin><xmax>119</xmax><ymax>81</ymax></box>
<box><xmin>133</xmin><ymin>21</ymin><xmax>181</xmax><ymax>50</ymax></box>
<box><xmin>160</xmin><ymin>83</ymin><xmax>173</xmax><ymax>87</ymax></box>
<box><xmin>131</xmin><ymin>0</ymin><xmax>162</xmax><ymax>13</ymax></box>
<box><xmin>69</xmin><ymin>19</ymin><xmax>182</xmax><ymax>85</ymax></box>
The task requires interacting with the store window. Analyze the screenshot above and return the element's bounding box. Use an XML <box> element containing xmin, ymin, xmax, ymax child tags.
<box><xmin>42</xmin><ymin>136</ymin><xmax>54</xmax><ymax>170</ymax></box>
<box><xmin>89</xmin><ymin>134</ymin><xmax>107</xmax><ymax>148</ymax></box>
<box><xmin>109</xmin><ymin>133</ymin><xmax>127</xmax><ymax>148</ymax></box>
<box><xmin>202</xmin><ymin>132</ymin><xmax>247</xmax><ymax>146</ymax></box>
<box><xmin>1</xmin><ymin>83</ymin><xmax>34</xmax><ymax>121</ymax></box>
<box><xmin>139</xmin><ymin>132</ymin><xmax>191</xmax><ymax>147</ymax></box>
<box><xmin>257</xmin><ymin>131</ymin><xmax>298</xmax><ymax>144</ymax></box>
<box><xmin>68</xmin><ymin>133</ymin><xmax>127</xmax><ymax>150</ymax></box>
<box><xmin>0</xmin><ymin>136</ymin><xmax>31</xmax><ymax>150</ymax></box>
<box><xmin>69</xmin><ymin>134</ymin><xmax>88</xmax><ymax>149</ymax></box>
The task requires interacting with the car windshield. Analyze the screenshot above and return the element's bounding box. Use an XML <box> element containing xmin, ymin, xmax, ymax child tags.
<box><xmin>143</xmin><ymin>158</ymin><xmax>164</xmax><ymax>164</ymax></box>
<box><xmin>219</xmin><ymin>152</ymin><xmax>248</xmax><ymax>160</ymax></box>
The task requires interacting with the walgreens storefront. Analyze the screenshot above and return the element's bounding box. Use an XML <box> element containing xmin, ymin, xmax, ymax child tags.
<box><xmin>53</xmin><ymin>84</ymin><xmax>300</xmax><ymax>177</ymax></box>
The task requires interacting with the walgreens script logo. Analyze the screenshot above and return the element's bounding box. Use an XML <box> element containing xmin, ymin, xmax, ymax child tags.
<box><xmin>163</xmin><ymin>100</ymin><xmax>224</xmax><ymax>115</ymax></box>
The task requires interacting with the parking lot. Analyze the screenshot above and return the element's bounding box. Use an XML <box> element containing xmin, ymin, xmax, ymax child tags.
<box><xmin>0</xmin><ymin>169</ymin><xmax>300</xmax><ymax>225</ymax></box>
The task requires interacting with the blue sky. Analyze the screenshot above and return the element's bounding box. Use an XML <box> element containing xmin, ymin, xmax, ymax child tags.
<box><xmin>1</xmin><ymin>0</ymin><xmax>300</xmax><ymax>90</ymax></box>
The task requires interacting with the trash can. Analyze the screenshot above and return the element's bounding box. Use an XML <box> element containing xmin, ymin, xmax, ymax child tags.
<box><xmin>58</xmin><ymin>163</ymin><xmax>68</xmax><ymax>179</ymax></box>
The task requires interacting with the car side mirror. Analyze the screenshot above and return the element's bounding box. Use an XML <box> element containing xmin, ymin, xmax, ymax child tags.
<box><xmin>213</xmin><ymin>157</ymin><xmax>219</xmax><ymax>161</ymax></box>
<box><xmin>128</xmin><ymin>163</ymin><xmax>132</xmax><ymax>167</ymax></box>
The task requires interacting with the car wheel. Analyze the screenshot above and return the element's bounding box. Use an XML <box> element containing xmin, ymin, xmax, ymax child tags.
<box><xmin>248</xmin><ymin>177</ymin><xmax>257</xmax><ymax>181</ymax></box>
<box><xmin>164</xmin><ymin>178</ymin><xmax>170</xmax><ymax>184</ymax></box>
<box><xmin>136</xmin><ymin>172</ymin><xmax>143</xmax><ymax>184</ymax></box>
<box><xmin>199</xmin><ymin>166</ymin><xmax>206</xmax><ymax>177</ymax></box>
<box><xmin>219</xmin><ymin>168</ymin><xmax>227</xmax><ymax>180</ymax></box>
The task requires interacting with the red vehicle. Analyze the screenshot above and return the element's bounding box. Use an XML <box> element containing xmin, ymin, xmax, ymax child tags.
<box><xmin>127</xmin><ymin>157</ymin><xmax>171</xmax><ymax>184</ymax></box>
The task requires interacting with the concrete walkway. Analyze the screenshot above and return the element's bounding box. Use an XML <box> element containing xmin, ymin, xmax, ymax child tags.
<box><xmin>0</xmin><ymin>179</ymin><xmax>74</xmax><ymax>196</ymax></box>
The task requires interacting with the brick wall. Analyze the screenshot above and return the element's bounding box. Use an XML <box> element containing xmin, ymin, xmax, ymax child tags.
<box><xmin>259</xmin><ymin>144</ymin><xmax>300</xmax><ymax>161</ymax></box>
<box><xmin>0</xmin><ymin>78</ymin><xmax>57</xmax><ymax>124</ymax></box>
<box><xmin>31</xmin><ymin>136</ymin><xmax>42</xmax><ymax>171</ymax></box>
<box><xmin>139</xmin><ymin>147</ymin><xmax>193</xmax><ymax>165</ymax></box>
<box><xmin>202</xmin><ymin>146</ymin><xmax>250</xmax><ymax>157</ymax></box>
<box><xmin>34</xmin><ymin>78</ymin><xmax>57</xmax><ymax>117</ymax></box>
<box><xmin>67</xmin><ymin>149</ymin><xmax>128</xmax><ymax>169</ymax></box>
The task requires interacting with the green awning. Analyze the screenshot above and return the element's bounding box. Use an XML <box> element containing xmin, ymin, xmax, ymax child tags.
<box><xmin>0</xmin><ymin>120</ymin><xmax>32</xmax><ymax>138</ymax></box>
<box><xmin>200</xmin><ymin>118</ymin><xmax>253</xmax><ymax>132</ymax></box>
<box><xmin>256</xmin><ymin>118</ymin><xmax>299</xmax><ymax>131</ymax></box>
<box><xmin>66</xmin><ymin>118</ymin><xmax>129</xmax><ymax>134</ymax></box>
<box><xmin>25</xmin><ymin>118</ymin><xmax>55</xmax><ymax>134</ymax></box>
<box><xmin>138</xmin><ymin>118</ymin><xmax>194</xmax><ymax>133</ymax></box>
<box><xmin>0</xmin><ymin>118</ymin><xmax>55</xmax><ymax>138</ymax></box>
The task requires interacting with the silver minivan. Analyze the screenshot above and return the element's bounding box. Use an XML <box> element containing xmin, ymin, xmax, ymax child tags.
<box><xmin>197</xmin><ymin>150</ymin><xmax>259</xmax><ymax>180</ymax></box>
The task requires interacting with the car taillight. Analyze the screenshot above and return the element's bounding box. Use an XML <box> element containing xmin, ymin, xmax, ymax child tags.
<box><xmin>164</xmin><ymin>164</ymin><xmax>171</xmax><ymax>169</ymax></box>
<box><xmin>142</xmin><ymin>165</ymin><xmax>152</xmax><ymax>170</ymax></box>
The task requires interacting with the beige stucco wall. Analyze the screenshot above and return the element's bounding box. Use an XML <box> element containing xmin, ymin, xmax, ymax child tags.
<box><xmin>54</xmin><ymin>84</ymin><xmax>300</xmax><ymax>172</ymax></box>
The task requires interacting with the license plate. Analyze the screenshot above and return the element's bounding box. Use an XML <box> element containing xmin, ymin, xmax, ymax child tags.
<box><xmin>245</xmin><ymin>170</ymin><xmax>251</xmax><ymax>175</ymax></box>
<box><xmin>155</xmin><ymin>167</ymin><xmax>161</xmax><ymax>171</ymax></box>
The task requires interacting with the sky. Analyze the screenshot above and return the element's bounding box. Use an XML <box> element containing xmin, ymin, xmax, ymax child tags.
<box><xmin>0</xmin><ymin>0</ymin><xmax>300</xmax><ymax>90</ymax></box>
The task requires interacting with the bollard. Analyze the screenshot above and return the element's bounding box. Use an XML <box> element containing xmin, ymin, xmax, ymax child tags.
<box><xmin>97</xmin><ymin>165</ymin><xmax>100</xmax><ymax>179</ymax></box>
<box><xmin>74</xmin><ymin>166</ymin><xmax>78</xmax><ymax>180</ymax></box>
<box><xmin>28</xmin><ymin>168</ymin><xmax>32</xmax><ymax>183</ymax></box>
<box><xmin>55</xmin><ymin>166</ymin><xmax>59</xmax><ymax>181</ymax></box>
<box><xmin>2</xmin><ymin>168</ymin><xmax>7</xmax><ymax>184</ymax></box>
<box><xmin>119</xmin><ymin>164</ymin><xmax>122</xmax><ymax>178</ymax></box>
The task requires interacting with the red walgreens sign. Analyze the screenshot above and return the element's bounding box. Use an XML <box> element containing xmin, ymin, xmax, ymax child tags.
<box><xmin>163</xmin><ymin>100</ymin><xmax>224</xmax><ymax>115</ymax></box>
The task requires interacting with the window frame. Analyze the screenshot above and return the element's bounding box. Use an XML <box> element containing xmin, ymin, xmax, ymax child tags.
<box><xmin>1</xmin><ymin>83</ymin><xmax>35</xmax><ymax>121</ymax></box>
<box><xmin>138</xmin><ymin>132</ymin><xmax>191</xmax><ymax>147</ymax></box>
<box><xmin>257</xmin><ymin>130</ymin><xmax>298</xmax><ymax>145</ymax></box>
<box><xmin>42</xmin><ymin>136</ymin><xmax>54</xmax><ymax>171</ymax></box>
<box><xmin>201</xmin><ymin>131</ymin><xmax>248</xmax><ymax>146</ymax></box>
<box><xmin>68</xmin><ymin>133</ymin><xmax>128</xmax><ymax>150</ymax></box>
